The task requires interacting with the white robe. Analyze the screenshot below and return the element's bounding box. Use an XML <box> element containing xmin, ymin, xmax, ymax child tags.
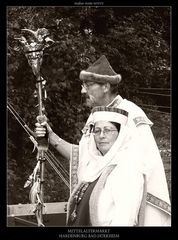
<box><xmin>69</xmin><ymin>95</ymin><xmax>171</xmax><ymax>226</ymax></box>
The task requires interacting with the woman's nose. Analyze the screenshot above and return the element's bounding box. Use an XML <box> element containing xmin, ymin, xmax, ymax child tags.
<box><xmin>99</xmin><ymin>130</ymin><xmax>105</xmax><ymax>138</ymax></box>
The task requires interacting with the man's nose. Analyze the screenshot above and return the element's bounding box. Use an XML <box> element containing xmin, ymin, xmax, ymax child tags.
<box><xmin>81</xmin><ymin>85</ymin><xmax>87</xmax><ymax>94</ymax></box>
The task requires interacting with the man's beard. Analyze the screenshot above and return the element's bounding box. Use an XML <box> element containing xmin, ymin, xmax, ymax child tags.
<box><xmin>84</xmin><ymin>95</ymin><xmax>96</xmax><ymax>108</ymax></box>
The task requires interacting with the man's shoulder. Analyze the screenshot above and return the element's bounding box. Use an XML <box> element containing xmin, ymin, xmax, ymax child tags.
<box><xmin>119</xmin><ymin>98</ymin><xmax>144</xmax><ymax>115</ymax></box>
<box><xmin>118</xmin><ymin>98</ymin><xmax>153</xmax><ymax>126</ymax></box>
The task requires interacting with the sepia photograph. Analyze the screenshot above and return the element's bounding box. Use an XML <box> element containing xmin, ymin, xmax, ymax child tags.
<box><xmin>7</xmin><ymin>5</ymin><xmax>171</xmax><ymax>234</ymax></box>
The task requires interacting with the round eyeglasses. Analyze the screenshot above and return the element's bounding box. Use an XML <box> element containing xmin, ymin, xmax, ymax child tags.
<box><xmin>81</xmin><ymin>82</ymin><xmax>95</xmax><ymax>90</ymax></box>
<box><xmin>92</xmin><ymin>127</ymin><xmax>118</xmax><ymax>136</ymax></box>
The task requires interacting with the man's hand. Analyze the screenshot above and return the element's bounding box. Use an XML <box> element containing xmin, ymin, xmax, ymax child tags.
<box><xmin>35</xmin><ymin>115</ymin><xmax>53</xmax><ymax>137</ymax></box>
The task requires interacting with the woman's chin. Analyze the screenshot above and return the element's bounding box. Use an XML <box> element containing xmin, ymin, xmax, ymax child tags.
<box><xmin>98</xmin><ymin>148</ymin><xmax>108</xmax><ymax>156</ymax></box>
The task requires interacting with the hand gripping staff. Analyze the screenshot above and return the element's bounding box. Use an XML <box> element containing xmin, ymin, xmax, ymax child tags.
<box><xmin>16</xmin><ymin>28</ymin><xmax>55</xmax><ymax>227</ymax></box>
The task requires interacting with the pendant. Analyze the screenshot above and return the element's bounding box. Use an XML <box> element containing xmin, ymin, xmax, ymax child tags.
<box><xmin>70</xmin><ymin>209</ymin><xmax>77</xmax><ymax>222</ymax></box>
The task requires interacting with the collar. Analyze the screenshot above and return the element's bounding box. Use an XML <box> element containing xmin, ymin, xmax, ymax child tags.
<box><xmin>107</xmin><ymin>95</ymin><xmax>123</xmax><ymax>107</ymax></box>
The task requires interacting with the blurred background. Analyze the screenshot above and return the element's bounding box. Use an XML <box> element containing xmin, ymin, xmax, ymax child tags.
<box><xmin>7</xmin><ymin>6</ymin><xmax>171</xmax><ymax>205</ymax></box>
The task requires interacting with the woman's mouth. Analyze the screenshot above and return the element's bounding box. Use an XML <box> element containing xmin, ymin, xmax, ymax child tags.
<box><xmin>98</xmin><ymin>142</ymin><xmax>108</xmax><ymax>145</ymax></box>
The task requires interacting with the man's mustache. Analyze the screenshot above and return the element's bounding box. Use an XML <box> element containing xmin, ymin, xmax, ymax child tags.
<box><xmin>81</xmin><ymin>94</ymin><xmax>94</xmax><ymax>108</ymax></box>
<box><xmin>81</xmin><ymin>93</ymin><xmax>90</xmax><ymax>100</ymax></box>
<box><xmin>80</xmin><ymin>93</ymin><xmax>88</xmax><ymax>104</ymax></box>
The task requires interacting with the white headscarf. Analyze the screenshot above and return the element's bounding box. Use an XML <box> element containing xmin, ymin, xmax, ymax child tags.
<box><xmin>77</xmin><ymin>107</ymin><xmax>144</xmax><ymax>183</ymax></box>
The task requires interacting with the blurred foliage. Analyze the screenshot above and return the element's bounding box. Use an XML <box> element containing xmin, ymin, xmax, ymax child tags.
<box><xmin>7</xmin><ymin>6</ymin><xmax>171</xmax><ymax>204</ymax></box>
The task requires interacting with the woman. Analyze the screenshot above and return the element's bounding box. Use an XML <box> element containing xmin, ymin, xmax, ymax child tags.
<box><xmin>67</xmin><ymin>106</ymin><xmax>146</xmax><ymax>226</ymax></box>
<box><xmin>35</xmin><ymin>107</ymin><xmax>171</xmax><ymax>226</ymax></box>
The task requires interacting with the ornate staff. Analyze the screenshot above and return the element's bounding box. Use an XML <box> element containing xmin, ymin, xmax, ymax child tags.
<box><xmin>16</xmin><ymin>28</ymin><xmax>54</xmax><ymax>226</ymax></box>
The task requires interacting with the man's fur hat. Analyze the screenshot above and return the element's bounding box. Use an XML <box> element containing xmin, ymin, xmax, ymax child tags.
<box><xmin>79</xmin><ymin>55</ymin><xmax>121</xmax><ymax>84</ymax></box>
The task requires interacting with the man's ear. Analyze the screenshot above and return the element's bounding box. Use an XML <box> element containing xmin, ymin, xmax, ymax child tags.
<box><xmin>103</xmin><ymin>82</ymin><xmax>110</xmax><ymax>93</ymax></box>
